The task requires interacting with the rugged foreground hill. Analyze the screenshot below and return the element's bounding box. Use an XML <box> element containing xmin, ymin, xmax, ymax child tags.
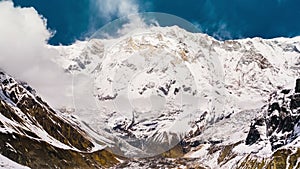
<box><xmin>1</xmin><ymin>26</ymin><xmax>300</xmax><ymax>168</ymax></box>
<box><xmin>0</xmin><ymin>71</ymin><xmax>118</xmax><ymax>168</ymax></box>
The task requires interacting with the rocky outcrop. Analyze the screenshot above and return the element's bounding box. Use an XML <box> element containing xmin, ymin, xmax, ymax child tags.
<box><xmin>180</xmin><ymin>79</ymin><xmax>300</xmax><ymax>169</ymax></box>
<box><xmin>238</xmin><ymin>148</ymin><xmax>300</xmax><ymax>169</ymax></box>
<box><xmin>246</xmin><ymin>79</ymin><xmax>300</xmax><ymax>151</ymax></box>
<box><xmin>113</xmin><ymin>157</ymin><xmax>208</xmax><ymax>169</ymax></box>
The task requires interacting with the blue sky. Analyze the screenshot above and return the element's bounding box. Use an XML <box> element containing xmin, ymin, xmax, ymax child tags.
<box><xmin>12</xmin><ymin>0</ymin><xmax>300</xmax><ymax>45</ymax></box>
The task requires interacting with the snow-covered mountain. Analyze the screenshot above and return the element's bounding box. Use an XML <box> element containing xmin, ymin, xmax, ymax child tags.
<box><xmin>52</xmin><ymin>26</ymin><xmax>300</xmax><ymax>159</ymax></box>
<box><xmin>1</xmin><ymin>25</ymin><xmax>300</xmax><ymax>168</ymax></box>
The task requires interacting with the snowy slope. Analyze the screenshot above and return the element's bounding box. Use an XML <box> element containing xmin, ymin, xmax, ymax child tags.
<box><xmin>51</xmin><ymin>25</ymin><xmax>300</xmax><ymax>159</ymax></box>
<box><xmin>0</xmin><ymin>25</ymin><xmax>298</xmax><ymax>168</ymax></box>
<box><xmin>0</xmin><ymin>154</ymin><xmax>29</xmax><ymax>169</ymax></box>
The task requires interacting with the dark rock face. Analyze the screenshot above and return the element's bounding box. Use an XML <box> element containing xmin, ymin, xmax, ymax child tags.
<box><xmin>295</xmin><ymin>79</ymin><xmax>300</xmax><ymax>93</ymax></box>
<box><xmin>291</xmin><ymin>94</ymin><xmax>300</xmax><ymax>110</ymax></box>
<box><xmin>246</xmin><ymin>118</ymin><xmax>265</xmax><ymax>145</ymax></box>
<box><xmin>245</xmin><ymin>79</ymin><xmax>300</xmax><ymax>151</ymax></box>
<box><xmin>245</xmin><ymin>124</ymin><xmax>261</xmax><ymax>145</ymax></box>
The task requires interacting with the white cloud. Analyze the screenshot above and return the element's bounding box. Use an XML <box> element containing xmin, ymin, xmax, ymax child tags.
<box><xmin>116</xmin><ymin>14</ymin><xmax>147</xmax><ymax>36</ymax></box>
<box><xmin>212</xmin><ymin>22</ymin><xmax>232</xmax><ymax>40</ymax></box>
<box><xmin>93</xmin><ymin>0</ymin><xmax>139</xmax><ymax>20</ymax></box>
<box><xmin>0</xmin><ymin>1</ymin><xmax>73</xmax><ymax>108</ymax></box>
<box><xmin>90</xmin><ymin>0</ymin><xmax>150</xmax><ymax>38</ymax></box>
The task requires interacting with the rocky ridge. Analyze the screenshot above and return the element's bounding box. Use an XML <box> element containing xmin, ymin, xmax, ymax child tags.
<box><xmin>0</xmin><ymin>70</ymin><xmax>118</xmax><ymax>168</ymax></box>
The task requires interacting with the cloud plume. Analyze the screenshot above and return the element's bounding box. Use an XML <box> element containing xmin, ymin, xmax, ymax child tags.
<box><xmin>93</xmin><ymin>0</ymin><xmax>139</xmax><ymax>20</ymax></box>
<box><xmin>89</xmin><ymin>0</ymin><xmax>149</xmax><ymax>38</ymax></box>
<box><xmin>0</xmin><ymin>1</ymin><xmax>73</xmax><ymax>108</ymax></box>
